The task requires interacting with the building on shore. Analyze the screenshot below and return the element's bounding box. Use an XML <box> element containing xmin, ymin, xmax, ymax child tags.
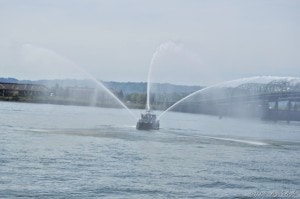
<box><xmin>0</xmin><ymin>83</ymin><xmax>49</xmax><ymax>98</ymax></box>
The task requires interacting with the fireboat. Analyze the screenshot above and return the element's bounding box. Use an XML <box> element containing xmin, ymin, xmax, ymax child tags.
<box><xmin>136</xmin><ymin>110</ymin><xmax>160</xmax><ymax>130</ymax></box>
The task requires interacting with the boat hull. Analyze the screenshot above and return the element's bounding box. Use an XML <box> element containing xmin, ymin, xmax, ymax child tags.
<box><xmin>136</xmin><ymin>121</ymin><xmax>159</xmax><ymax>130</ymax></box>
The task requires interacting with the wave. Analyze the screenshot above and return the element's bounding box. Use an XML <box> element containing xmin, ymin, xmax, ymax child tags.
<box><xmin>200</xmin><ymin>135</ymin><xmax>269</xmax><ymax>146</ymax></box>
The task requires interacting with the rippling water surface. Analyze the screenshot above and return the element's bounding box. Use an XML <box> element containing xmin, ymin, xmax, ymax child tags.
<box><xmin>0</xmin><ymin>102</ymin><xmax>299</xmax><ymax>198</ymax></box>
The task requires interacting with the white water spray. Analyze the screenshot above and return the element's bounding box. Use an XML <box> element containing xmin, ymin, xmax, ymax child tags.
<box><xmin>158</xmin><ymin>76</ymin><xmax>300</xmax><ymax>119</ymax></box>
<box><xmin>73</xmin><ymin>67</ymin><xmax>138</xmax><ymax>120</ymax></box>
<box><xmin>20</xmin><ymin>44</ymin><xmax>138</xmax><ymax>120</ymax></box>
<box><xmin>146</xmin><ymin>41</ymin><xmax>181</xmax><ymax>111</ymax></box>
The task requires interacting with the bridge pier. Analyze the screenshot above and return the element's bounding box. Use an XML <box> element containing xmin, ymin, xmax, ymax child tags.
<box><xmin>272</xmin><ymin>99</ymin><xmax>279</xmax><ymax>122</ymax></box>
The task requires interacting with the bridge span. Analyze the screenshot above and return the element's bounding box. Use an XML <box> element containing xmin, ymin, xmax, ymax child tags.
<box><xmin>172</xmin><ymin>80</ymin><xmax>300</xmax><ymax>122</ymax></box>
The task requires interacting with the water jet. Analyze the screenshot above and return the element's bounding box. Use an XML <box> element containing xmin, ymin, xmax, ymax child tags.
<box><xmin>158</xmin><ymin>76</ymin><xmax>300</xmax><ymax>120</ymax></box>
<box><xmin>19</xmin><ymin>44</ymin><xmax>138</xmax><ymax>120</ymax></box>
<box><xmin>137</xmin><ymin>41</ymin><xmax>180</xmax><ymax>130</ymax></box>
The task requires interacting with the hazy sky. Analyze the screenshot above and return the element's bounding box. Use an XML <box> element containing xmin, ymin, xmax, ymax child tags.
<box><xmin>0</xmin><ymin>0</ymin><xmax>299</xmax><ymax>85</ymax></box>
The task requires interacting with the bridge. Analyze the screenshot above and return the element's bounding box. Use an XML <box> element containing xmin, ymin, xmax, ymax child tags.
<box><xmin>172</xmin><ymin>79</ymin><xmax>300</xmax><ymax>122</ymax></box>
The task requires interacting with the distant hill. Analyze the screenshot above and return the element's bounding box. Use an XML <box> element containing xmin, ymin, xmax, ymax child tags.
<box><xmin>0</xmin><ymin>78</ymin><xmax>204</xmax><ymax>95</ymax></box>
<box><xmin>0</xmin><ymin>77</ymin><xmax>19</xmax><ymax>83</ymax></box>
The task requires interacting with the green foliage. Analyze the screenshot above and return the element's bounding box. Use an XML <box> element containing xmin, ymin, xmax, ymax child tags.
<box><xmin>125</xmin><ymin>93</ymin><xmax>146</xmax><ymax>105</ymax></box>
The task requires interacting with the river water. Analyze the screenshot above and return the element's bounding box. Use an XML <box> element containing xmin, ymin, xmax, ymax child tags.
<box><xmin>0</xmin><ymin>101</ymin><xmax>299</xmax><ymax>198</ymax></box>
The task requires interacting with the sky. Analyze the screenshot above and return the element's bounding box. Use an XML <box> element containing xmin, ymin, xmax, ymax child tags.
<box><xmin>0</xmin><ymin>0</ymin><xmax>299</xmax><ymax>86</ymax></box>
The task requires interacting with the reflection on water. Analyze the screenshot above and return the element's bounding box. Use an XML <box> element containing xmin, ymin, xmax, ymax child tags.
<box><xmin>0</xmin><ymin>102</ymin><xmax>299</xmax><ymax>198</ymax></box>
